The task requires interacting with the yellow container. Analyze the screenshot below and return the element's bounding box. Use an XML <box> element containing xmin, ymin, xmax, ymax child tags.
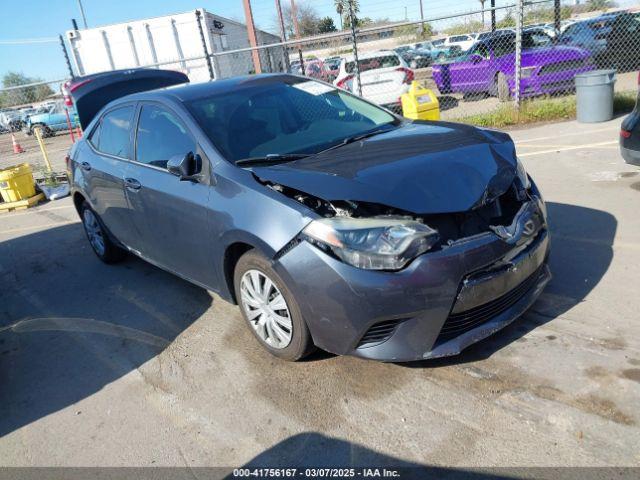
<box><xmin>401</xmin><ymin>81</ymin><xmax>440</xmax><ymax>121</ymax></box>
<box><xmin>0</xmin><ymin>163</ymin><xmax>36</xmax><ymax>203</ymax></box>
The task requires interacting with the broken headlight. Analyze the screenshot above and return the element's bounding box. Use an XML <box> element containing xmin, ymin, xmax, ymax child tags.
<box><xmin>302</xmin><ymin>217</ymin><xmax>439</xmax><ymax>271</ymax></box>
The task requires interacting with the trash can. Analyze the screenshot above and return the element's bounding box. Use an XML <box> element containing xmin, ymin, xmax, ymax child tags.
<box><xmin>401</xmin><ymin>81</ymin><xmax>440</xmax><ymax>121</ymax></box>
<box><xmin>575</xmin><ymin>69</ymin><xmax>616</xmax><ymax>123</ymax></box>
<box><xmin>0</xmin><ymin>163</ymin><xmax>36</xmax><ymax>203</ymax></box>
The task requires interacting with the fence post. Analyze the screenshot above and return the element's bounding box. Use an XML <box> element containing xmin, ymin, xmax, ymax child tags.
<box><xmin>348</xmin><ymin>1</ymin><xmax>362</xmax><ymax>97</ymax></box>
<box><xmin>59</xmin><ymin>35</ymin><xmax>75</xmax><ymax>78</ymax></box>
<box><xmin>514</xmin><ymin>0</ymin><xmax>524</xmax><ymax>109</ymax></box>
<box><xmin>195</xmin><ymin>10</ymin><xmax>215</xmax><ymax>80</ymax></box>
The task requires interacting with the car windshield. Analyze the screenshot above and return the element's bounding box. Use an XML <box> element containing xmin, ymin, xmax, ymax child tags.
<box><xmin>345</xmin><ymin>55</ymin><xmax>400</xmax><ymax>73</ymax></box>
<box><xmin>186</xmin><ymin>79</ymin><xmax>397</xmax><ymax>162</ymax></box>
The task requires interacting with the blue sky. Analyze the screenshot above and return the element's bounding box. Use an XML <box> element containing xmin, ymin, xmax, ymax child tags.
<box><xmin>1</xmin><ymin>0</ymin><xmax>638</xmax><ymax>81</ymax></box>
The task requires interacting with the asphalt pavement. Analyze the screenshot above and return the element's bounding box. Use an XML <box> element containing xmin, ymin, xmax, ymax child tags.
<box><xmin>0</xmin><ymin>117</ymin><xmax>639</xmax><ymax>468</ymax></box>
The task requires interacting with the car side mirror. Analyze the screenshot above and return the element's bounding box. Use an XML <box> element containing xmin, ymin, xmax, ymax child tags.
<box><xmin>471</xmin><ymin>54</ymin><xmax>483</xmax><ymax>64</ymax></box>
<box><xmin>167</xmin><ymin>152</ymin><xmax>203</xmax><ymax>182</ymax></box>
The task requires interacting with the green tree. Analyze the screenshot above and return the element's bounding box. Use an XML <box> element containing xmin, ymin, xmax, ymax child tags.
<box><xmin>1</xmin><ymin>71</ymin><xmax>53</xmax><ymax>107</ymax></box>
<box><xmin>318</xmin><ymin>16</ymin><xmax>337</xmax><ymax>33</ymax></box>
<box><xmin>281</xmin><ymin>1</ymin><xmax>321</xmax><ymax>37</ymax></box>
<box><xmin>336</xmin><ymin>0</ymin><xmax>359</xmax><ymax>30</ymax></box>
<box><xmin>586</xmin><ymin>0</ymin><xmax>614</xmax><ymax>12</ymax></box>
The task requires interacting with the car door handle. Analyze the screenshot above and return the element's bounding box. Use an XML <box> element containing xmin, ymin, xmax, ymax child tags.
<box><xmin>80</xmin><ymin>161</ymin><xmax>91</xmax><ymax>171</ymax></box>
<box><xmin>124</xmin><ymin>177</ymin><xmax>141</xmax><ymax>191</ymax></box>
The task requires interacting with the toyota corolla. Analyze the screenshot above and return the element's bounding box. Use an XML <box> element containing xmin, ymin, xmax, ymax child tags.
<box><xmin>67</xmin><ymin>69</ymin><xmax>551</xmax><ymax>362</ymax></box>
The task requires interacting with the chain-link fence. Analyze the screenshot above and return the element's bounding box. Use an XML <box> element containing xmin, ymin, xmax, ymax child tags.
<box><xmin>2</xmin><ymin>0</ymin><xmax>640</xmax><ymax>164</ymax></box>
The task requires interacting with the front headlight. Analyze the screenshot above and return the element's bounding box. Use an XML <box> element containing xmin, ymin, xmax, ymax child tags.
<box><xmin>516</xmin><ymin>158</ymin><xmax>531</xmax><ymax>190</ymax></box>
<box><xmin>521</xmin><ymin>66</ymin><xmax>537</xmax><ymax>78</ymax></box>
<box><xmin>302</xmin><ymin>217</ymin><xmax>439</xmax><ymax>271</ymax></box>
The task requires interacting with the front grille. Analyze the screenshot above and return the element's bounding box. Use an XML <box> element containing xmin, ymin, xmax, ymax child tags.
<box><xmin>539</xmin><ymin>59</ymin><xmax>587</xmax><ymax>76</ymax></box>
<box><xmin>435</xmin><ymin>266</ymin><xmax>543</xmax><ymax>344</ymax></box>
<box><xmin>357</xmin><ymin>319</ymin><xmax>404</xmax><ymax>348</ymax></box>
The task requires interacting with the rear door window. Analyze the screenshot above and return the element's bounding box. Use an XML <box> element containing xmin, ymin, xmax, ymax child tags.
<box><xmin>135</xmin><ymin>104</ymin><xmax>195</xmax><ymax>169</ymax></box>
<box><xmin>345</xmin><ymin>55</ymin><xmax>400</xmax><ymax>73</ymax></box>
<box><xmin>93</xmin><ymin>106</ymin><xmax>134</xmax><ymax>158</ymax></box>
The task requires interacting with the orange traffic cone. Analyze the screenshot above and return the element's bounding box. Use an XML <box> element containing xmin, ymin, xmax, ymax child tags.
<box><xmin>11</xmin><ymin>133</ymin><xmax>24</xmax><ymax>154</ymax></box>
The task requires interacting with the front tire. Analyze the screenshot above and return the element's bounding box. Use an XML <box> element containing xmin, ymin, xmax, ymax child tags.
<box><xmin>80</xmin><ymin>202</ymin><xmax>126</xmax><ymax>264</ymax></box>
<box><xmin>234</xmin><ymin>250</ymin><xmax>314</xmax><ymax>361</ymax></box>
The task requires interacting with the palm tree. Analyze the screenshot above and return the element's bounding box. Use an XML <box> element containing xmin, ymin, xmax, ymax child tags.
<box><xmin>335</xmin><ymin>0</ymin><xmax>359</xmax><ymax>30</ymax></box>
<box><xmin>479</xmin><ymin>0</ymin><xmax>486</xmax><ymax>28</ymax></box>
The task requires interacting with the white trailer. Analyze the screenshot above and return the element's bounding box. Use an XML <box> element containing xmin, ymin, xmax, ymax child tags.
<box><xmin>66</xmin><ymin>9</ymin><xmax>285</xmax><ymax>82</ymax></box>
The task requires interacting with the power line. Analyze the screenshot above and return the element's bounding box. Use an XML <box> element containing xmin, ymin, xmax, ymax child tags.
<box><xmin>0</xmin><ymin>38</ymin><xmax>59</xmax><ymax>45</ymax></box>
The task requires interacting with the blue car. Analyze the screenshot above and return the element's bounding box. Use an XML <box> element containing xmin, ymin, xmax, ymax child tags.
<box><xmin>25</xmin><ymin>103</ymin><xmax>80</xmax><ymax>137</ymax></box>
<box><xmin>67</xmin><ymin>69</ymin><xmax>550</xmax><ymax>362</ymax></box>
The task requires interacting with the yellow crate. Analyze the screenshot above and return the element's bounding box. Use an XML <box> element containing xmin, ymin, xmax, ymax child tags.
<box><xmin>401</xmin><ymin>81</ymin><xmax>440</xmax><ymax>121</ymax></box>
<box><xmin>0</xmin><ymin>163</ymin><xmax>36</xmax><ymax>203</ymax></box>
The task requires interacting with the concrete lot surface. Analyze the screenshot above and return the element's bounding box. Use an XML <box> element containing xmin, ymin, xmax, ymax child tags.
<box><xmin>1</xmin><ymin>118</ymin><xmax>639</xmax><ymax>468</ymax></box>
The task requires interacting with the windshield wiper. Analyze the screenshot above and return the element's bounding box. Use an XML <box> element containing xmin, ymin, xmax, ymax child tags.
<box><xmin>320</xmin><ymin>125</ymin><xmax>397</xmax><ymax>154</ymax></box>
<box><xmin>235</xmin><ymin>153</ymin><xmax>310</xmax><ymax>167</ymax></box>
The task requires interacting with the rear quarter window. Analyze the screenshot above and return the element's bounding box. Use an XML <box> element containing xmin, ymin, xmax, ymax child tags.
<box><xmin>90</xmin><ymin>106</ymin><xmax>134</xmax><ymax>158</ymax></box>
<box><xmin>345</xmin><ymin>55</ymin><xmax>400</xmax><ymax>74</ymax></box>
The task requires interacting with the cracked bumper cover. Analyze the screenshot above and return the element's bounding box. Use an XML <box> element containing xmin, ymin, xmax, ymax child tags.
<box><xmin>274</xmin><ymin>201</ymin><xmax>551</xmax><ymax>362</ymax></box>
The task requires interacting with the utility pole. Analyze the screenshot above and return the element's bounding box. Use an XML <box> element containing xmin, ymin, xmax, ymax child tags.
<box><xmin>76</xmin><ymin>0</ymin><xmax>88</xmax><ymax>28</ymax></box>
<box><xmin>290</xmin><ymin>0</ymin><xmax>303</xmax><ymax>76</ymax></box>
<box><xmin>290</xmin><ymin>0</ymin><xmax>301</xmax><ymax>39</ymax></box>
<box><xmin>404</xmin><ymin>6</ymin><xmax>408</xmax><ymax>21</ymax></box>
<box><xmin>275</xmin><ymin>0</ymin><xmax>290</xmax><ymax>71</ymax></box>
<box><xmin>419</xmin><ymin>0</ymin><xmax>425</xmax><ymax>35</ymax></box>
<box><xmin>242</xmin><ymin>0</ymin><xmax>262</xmax><ymax>74</ymax></box>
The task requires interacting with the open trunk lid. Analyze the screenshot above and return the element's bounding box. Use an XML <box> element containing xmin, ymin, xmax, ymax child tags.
<box><xmin>66</xmin><ymin>69</ymin><xmax>189</xmax><ymax>129</ymax></box>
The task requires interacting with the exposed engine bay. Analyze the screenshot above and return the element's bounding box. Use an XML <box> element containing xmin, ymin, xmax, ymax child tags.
<box><xmin>259</xmin><ymin>175</ymin><xmax>540</xmax><ymax>251</ymax></box>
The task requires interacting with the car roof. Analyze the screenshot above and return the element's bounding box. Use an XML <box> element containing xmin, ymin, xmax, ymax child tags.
<box><xmin>112</xmin><ymin>73</ymin><xmax>307</xmax><ymax>104</ymax></box>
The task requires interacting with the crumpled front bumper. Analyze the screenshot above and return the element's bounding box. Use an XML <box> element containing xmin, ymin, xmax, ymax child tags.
<box><xmin>274</xmin><ymin>200</ymin><xmax>551</xmax><ymax>362</ymax></box>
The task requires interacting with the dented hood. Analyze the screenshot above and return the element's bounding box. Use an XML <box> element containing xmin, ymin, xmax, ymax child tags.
<box><xmin>251</xmin><ymin>122</ymin><xmax>519</xmax><ymax>214</ymax></box>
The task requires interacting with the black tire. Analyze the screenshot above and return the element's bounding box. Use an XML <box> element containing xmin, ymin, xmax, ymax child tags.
<box><xmin>495</xmin><ymin>72</ymin><xmax>510</xmax><ymax>102</ymax></box>
<box><xmin>80</xmin><ymin>201</ymin><xmax>126</xmax><ymax>264</ymax></box>
<box><xmin>233</xmin><ymin>250</ymin><xmax>315</xmax><ymax>361</ymax></box>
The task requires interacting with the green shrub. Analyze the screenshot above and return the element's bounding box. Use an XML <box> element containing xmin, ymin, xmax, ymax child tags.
<box><xmin>453</xmin><ymin>91</ymin><xmax>636</xmax><ymax>128</ymax></box>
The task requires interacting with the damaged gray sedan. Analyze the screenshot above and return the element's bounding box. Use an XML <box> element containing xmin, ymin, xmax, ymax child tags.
<box><xmin>67</xmin><ymin>69</ymin><xmax>550</xmax><ymax>362</ymax></box>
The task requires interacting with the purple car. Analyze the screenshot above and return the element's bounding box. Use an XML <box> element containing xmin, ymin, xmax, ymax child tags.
<box><xmin>433</xmin><ymin>31</ymin><xmax>594</xmax><ymax>101</ymax></box>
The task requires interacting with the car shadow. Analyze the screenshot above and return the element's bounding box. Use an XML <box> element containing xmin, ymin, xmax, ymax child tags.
<box><xmin>0</xmin><ymin>223</ymin><xmax>213</xmax><ymax>437</ymax></box>
<box><xmin>405</xmin><ymin>201</ymin><xmax>617</xmax><ymax>368</ymax></box>
<box><xmin>238</xmin><ymin>432</ymin><xmax>515</xmax><ymax>479</ymax></box>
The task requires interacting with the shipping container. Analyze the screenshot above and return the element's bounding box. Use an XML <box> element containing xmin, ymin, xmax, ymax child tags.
<box><xmin>66</xmin><ymin>8</ymin><xmax>285</xmax><ymax>82</ymax></box>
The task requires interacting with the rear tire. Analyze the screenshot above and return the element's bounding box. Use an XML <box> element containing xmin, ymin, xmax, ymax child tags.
<box><xmin>80</xmin><ymin>201</ymin><xmax>126</xmax><ymax>264</ymax></box>
<box><xmin>234</xmin><ymin>250</ymin><xmax>315</xmax><ymax>361</ymax></box>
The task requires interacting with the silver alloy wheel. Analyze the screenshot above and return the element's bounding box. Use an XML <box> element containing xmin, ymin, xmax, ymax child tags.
<box><xmin>82</xmin><ymin>209</ymin><xmax>105</xmax><ymax>256</ymax></box>
<box><xmin>239</xmin><ymin>269</ymin><xmax>293</xmax><ymax>349</ymax></box>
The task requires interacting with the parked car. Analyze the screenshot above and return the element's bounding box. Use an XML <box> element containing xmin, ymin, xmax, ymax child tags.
<box><xmin>558</xmin><ymin>13</ymin><xmax>640</xmax><ymax>70</ymax></box>
<box><xmin>67</xmin><ymin>69</ymin><xmax>550</xmax><ymax>362</ymax></box>
<box><xmin>323</xmin><ymin>56</ymin><xmax>342</xmax><ymax>81</ymax></box>
<box><xmin>432</xmin><ymin>31</ymin><xmax>594</xmax><ymax>101</ymax></box>
<box><xmin>0</xmin><ymin>110</ymin><xmax>26</xmax><ymax>132</ymax></box>
<box><xmin>394</xmin><ymin>47</ymin><xmax>432</xmax><ymax>68</ymax></box>
<box><xmin>476</xmin><ymin>29</ymin><xmax>516</xmax><ymax>43</ymax></box>
<box><xmin>620</xmin><ymin>72</ymin><xmax>640</xmax><ymax>166</ymax></box>
<box><xmin>443</xmin><ymin>34</ymin><xmax>478</xmax><ymax>52</ymax></box>
<box><xmin>334</xmin><ymin>50</ymin><xmax>414</xmax><ymax>112</ymax></box>
<box><xmin>25</xmin><ymin>103</ymin><xmax>80</xmax><ymax>137</ymax></box>
<box><xmin>303</xmin><ymin>59</ymin><xmax>332</xmax><ymax>82</ymax></box>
